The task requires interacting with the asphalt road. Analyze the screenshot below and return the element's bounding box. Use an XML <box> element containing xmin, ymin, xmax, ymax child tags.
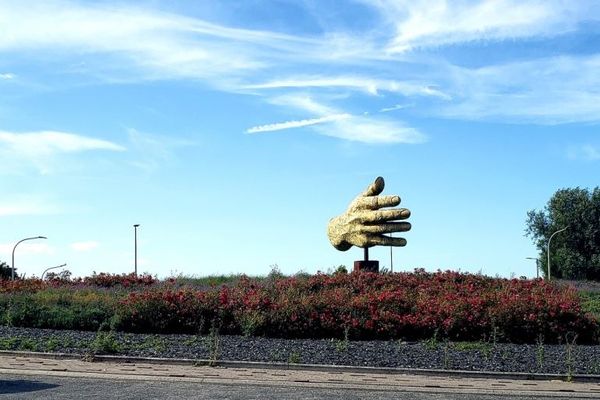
<box><xmin>0</xmin><ymin>374</ymin><xmax>577</xmax><ymax>400</ymax></box>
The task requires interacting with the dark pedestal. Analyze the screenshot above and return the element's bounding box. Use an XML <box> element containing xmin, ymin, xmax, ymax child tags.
<box><xmin>353</xmin><ymin>260</ymin><xmax>379</xmax><ymax>273</ymax></box>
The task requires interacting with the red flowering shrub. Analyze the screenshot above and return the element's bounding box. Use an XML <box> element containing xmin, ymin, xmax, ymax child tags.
<box><xmin>1</xmin><ymin>270</ymin><xmax>597</xmax><ymax>343</ymax></box>
<box><xmin>109</xmin><ymin>270</ymin><xmax>598</xmax><ymax>343</ymax></box>
<box><xmin>0</xmin><ymin>278</ymin><xmax>50</xmax><ymax>294</ymax></box>
<box><xmin>77</xmin><ymin>273</ymin><xmax>156</xmax><ymax>288</ymax></box>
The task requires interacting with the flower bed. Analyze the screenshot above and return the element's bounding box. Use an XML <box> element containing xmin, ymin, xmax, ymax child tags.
<box><xmin>1</xmin><ymin>270</ymin><xmax>597</xmax><ymax>344</ymax></box>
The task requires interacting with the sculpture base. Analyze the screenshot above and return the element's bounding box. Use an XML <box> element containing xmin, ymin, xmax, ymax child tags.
<box><xmin>353</xmin><ymin>260</ymin><xmax>379</xmax><ymax>273</ymax></box>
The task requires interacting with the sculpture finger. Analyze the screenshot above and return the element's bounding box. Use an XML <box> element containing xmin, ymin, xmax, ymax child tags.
<box><xmin>367</xmin><ymin>234</ymin><xmax>407</xmax><ymax>247</ymax></box>
<box><xmin>363</xmin><ymin>208</ymin><xmax>411</xmax><ymax>223</ymax></box>
<box><xmin>361</xmin><ymin>222</ymin><xmax>411</xmax><ymax>234</ymax></box>
<box><xmin>360</xmin><ymin>176</ymin><xmax>385</xmax><ymax>197</ymax></box>
<box><xmin>355</xmin><ymin>195</ymin><xmax>400</xmax><ymax>210</ymax></box>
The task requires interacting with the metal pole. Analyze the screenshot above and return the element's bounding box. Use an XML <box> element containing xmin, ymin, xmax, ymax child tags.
<box><xmin>134</xmin><ymin>224</ymin><xmax>140</xmax><ymax>276</ymax></box>
<box><xmin>11</xmin><ymin>236</ymin><xmax>47</xmax><ymax>280</ymax></box>
<box><xmin>364</xmin><ymin>247</ymin><xmax>369</xmax><ymax>262</ymax></box>
<box><xmin>42</xmin><ymin>263</ymin><xmax>67</xmax><ymax>280</ymax></box>
<box><xmin>547</xmin><ymin>226</ymin><xmax>568</xmax><ymax>281</ymax></box>
<box><xmin>526</xmin><ymin>257</ymin><xmax>539</xmax><ymax>279</ymax></box>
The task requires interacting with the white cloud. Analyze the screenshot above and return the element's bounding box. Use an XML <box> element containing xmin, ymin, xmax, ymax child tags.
<box><xmin>363</xmin><ymin>0</ymin><xmax>596</xmax><ymax>53</ymax></box>
<box><xmin>0</xmin><ymin>130</ymin><xmax>124</xmax><ymax>156</ymax></box>
<box><xmin>247</xmin><ymin>114</ymin><xmax>352</xmax><ymax>133</ymax></box>
<box><xmin>315</xmin><ymin>116</ymin><xmax>426</xmax><ymax>144</ymax></box>
<box><xmin>568</xmin><ymin>145</ymin><xmax>600</xmax><ymax>161</ymax></box>
<box><xmin>380</xmin><ymin>104</ymin><xmax>413</xmax><ymax>113</ymax></box>
<box><xmin>0</xmin><ymin>242</ymin><xmax>53</xmax><ymax>257</ymax></box>
<box><xmin>438</xmin><ymin>54</ymin><xmax>600</xmax><ymax>124</ymax></box>
<box><xmin>70</xmin><ymin>241</ymin><xmax>99</xmax><ymax>252</ymax></box>
<box><xmin>244</xmin><ymin>76</ymin><xmax>449</xmax><ymax>98</ymax></box>
<box><xmin>248</xmin><ymin>95</ymin><xmax>425</xmax><ymax>144</ymax></box>
<box><xmin>127</xmin><ymin>128</ymin><xmax>196</xmax><ymax>172</ymax></box>
<box><xmin>0</xmin><ymin>0</ymin><xmax>317</xmax><ymax>84</ymax></box>
<box><xmin>267</xmin><ymin>95</ymin><xmax>339</xmax><ymax>115</ymax></box>
<box><xmin>0</xmin><ymin>130</ymin><xmax>125</xmax><ymax>174</ymax></box>
<box><xmin>0</xmin><ymin>200</ymin><xmax>57</xmax><ymax>217</ymax></box>
<box><xmin>0</xmin><ymin>73</ymin><xmax>15</xmax><ymax>80</ymax></box>
<box><xmin>2</xmin><ymin>0</ymin><xmax>600</xmax><ymax>139</ymax></box>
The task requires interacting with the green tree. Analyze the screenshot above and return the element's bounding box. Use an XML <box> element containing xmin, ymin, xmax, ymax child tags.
<box><xmin>0</xmin><ymin>261</ymin><xmax>13</xmax><ymax>280</ymax></box>
<box><xmin>526</xmin><ymin>187</ymin><xmax>600</xmax><ymax>280</ymax></box>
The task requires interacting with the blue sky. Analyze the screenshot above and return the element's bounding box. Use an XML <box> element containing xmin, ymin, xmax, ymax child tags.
<box><xmin>1</xmin><ymin>0</ymin><xmax>599</xmax><ymax>279</ymax></box>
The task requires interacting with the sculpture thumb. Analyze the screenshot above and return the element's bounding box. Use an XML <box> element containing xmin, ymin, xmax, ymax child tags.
<box><xmin>362</xmin><ymin>176</ymin><xmax>385</xmax><ymax>197</ymax></box>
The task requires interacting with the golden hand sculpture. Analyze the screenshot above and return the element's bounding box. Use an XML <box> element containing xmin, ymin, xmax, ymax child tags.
<box><xmin>327</xmin><ymin>177</ymin><xmax>411</xmax><ymax>251</ymax></box>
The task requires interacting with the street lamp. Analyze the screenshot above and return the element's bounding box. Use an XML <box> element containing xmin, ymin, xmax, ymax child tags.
<box><xmin>133</xmin><ymin>224</ymin><xmax>140</xmax><ymax>276</ymax></box>
<box><xmin>42</xmin><ymin>263</ymin><xmax>67</xmax><ymax>280</ymax></box>
<box><xmin>526</xmin><ymin>257</ymin><xmax>540</xmax><ymax>279</ymax></box>
<box><xmin>547</xmin><ymin>226</ymin><xmax>568</xmax><ymax>281</ymax></box>
<box><xmin>12</xmin><ymin>236</ymin><xmax>47</xmax><ymax>280</ymax></box>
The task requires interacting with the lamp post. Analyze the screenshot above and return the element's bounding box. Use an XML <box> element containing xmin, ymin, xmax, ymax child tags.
<box><xmin>547</xmin><ymin>226</ymin><xmax>568</xmax><ymax>281</ymax></box>
<box><xmin>12</xmin><ymin>236</ymin><xmax>47</xmax><ymax>280</ymax></box>
<box><xmin>526</xmin><ymin>257</ymin><xmax>539</xmax><ymax>279</ymax></box>
<box><xmin>133</xmin><ymin>224</ymin><xmax>140</xmax><ymax>276</ymax></box>
<box><xmin>41</xmin><ymin>263</ymin><xmax>67</xmax><ymax>280</ymax></box>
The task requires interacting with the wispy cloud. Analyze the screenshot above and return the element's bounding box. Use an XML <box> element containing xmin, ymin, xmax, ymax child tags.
<box><xmin>380</xmin><ymin>104</ymin><xmax>413</xmax><ymax>113</ymax></box>
<box><xmin>0</xmin><ymin>130</ymin><xmax>125</xmax><ymax>174</ymax></box>
<box><xmin>316</xmin><ymin>116</ymin><xmax>425</xmax><ymax>144</ymax></box>
<box><xmin>439</xmin><ymin>54</ymin><xmax>600</xmax><ymax>124</ymax></box>
<box><xmin>0</xmin><ymin>197</ymin><xmax>59</xmax><ymax>216</ymax></box>
<box><xmin>0</xmin><ymin>73</ymin><xmax>15</xmax><ymax>80</ymax></box>
<box><xmin>363</xmin><ymin>0</ymin><xmax>596</xmax><ymax>53</ymax></box>
<box><xmin>244</xmin><ymin>76</ymin><xmax>449</xmax><ymax>98</ymax></box>
<box><xmin>0</xmin><ymin>131</ymin><xmax>125</xmax><ymax>155</ymax></box>
<box><xmin>127</xmin><ymin>128</ymin><xmax>196</xmax><ymax>172</ymax></box>
<box><xmin>247</xmin><ymin>114</ymin><xmax>352</xmax><ymax>133</ymax></box>
<box><xmin>70</xmin><ymin>241</ymin><xmax>99</xmax><ymax>252</ymax></box>
<box><xmin>0</xmin><ymin>242</ymin><xmax>53</xmax><ymax>257</ymax></box>
<box><xmin>247</xmin><ymin>95</ymin><xmax>426</xmax><ymax>144</ymax></box>
<box><xmin>568</xmin><ymin>144</ymin><xmax>600</xmax><ymax>161</ymax></box>
<box><xmin>2</xmin><ymin>0</ymin><xmax>600</xmax><ymax>142</ymax></box>
<box><xmin>0</xmin><ymin>0</ymin><xmax>316</xmax><ymax>84</ymax></box>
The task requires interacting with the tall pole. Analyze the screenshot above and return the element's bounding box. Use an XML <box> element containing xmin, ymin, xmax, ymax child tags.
<box><xmin>133</xmin><ymin>224</ymin><xmax>140</xmax><ymax>276</ymax></box>
<box><xmin>526</xmin><ymin>257</ymin><xmax>539</xmax><ymax>279</ymax></box>
<box><xmin>390</xmin><ymin>233</ymin><xmax>394</xmax><ymax>273</ymax></box>
<box><xmin>41</xmin><ymin>263</ymin><xmax>67</xmax><ymax>280</ymax></box>
<box><xmin>12</xmin><ymin>236</ymin><xmax>47</xmax><ymax>280</ymax></box>
<box><xmin>547</xmin><ymin>226</ymin><xmax>568</xmax><ymax>281</ymax></box>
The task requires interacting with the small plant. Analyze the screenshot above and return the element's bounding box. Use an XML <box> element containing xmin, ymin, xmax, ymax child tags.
<box><xmin>18</xmin><ymin>338</ymin><xmax>39</xmax><ymax>351</ymax></box>
<box><xmin>535</xmin><ymin>334</ymin><xmax>545</xmax><ymax>371</ymax></box>
<box><xmin>423</xmin><ymin>330</ymin><xmax>440</xmax><ymax>350</ymax></box>
<box><xmin>0</xmin><ymin>337</ymin><xmax>19</xmax><ymax>350</ymax></box>
<box><xmin>287</xmin><ymin>351</ymin><xmax>301</xmax><ymax>364</ymax></box>
<box><xmin>443</xmin><ymin>339</ymin><xmax>451</xmax><ymax>369</ymax></box>
<box><xmin>240</xmin><ymin>311</ymin><xmax>265</xmax><ymax>337</ymax></box>
<box><xmin>204</xmin><ymin>323</ymin><xmax>221</xmax><ymax>366</ymax></box>
<box><xmin>134</xmin><ymin>335</ymin><xmax>167</xmax><ymax>352</ymax></box>
<box><xmin>565</xmin><ymin>332</ymin><xmax>578</xmax><ymax>382</ymax></box>
<box><xmin>183</xmin><ymin>335</ymin><xmax>202</xmax><ymax>347</ymax></box>
<box><xmin>90</xmin><ymin>331</ymin><xmax>121</xmax><ymax>354</ymax></box>
<box><xmin>334</xmin><ymin>326</ymin><xmax>350</xmax><ymax>353</ymax></box>
<box><xmin>45</xmin><ymin>337</ymin><xmax>61</xmax><ymax>352</ymax></box>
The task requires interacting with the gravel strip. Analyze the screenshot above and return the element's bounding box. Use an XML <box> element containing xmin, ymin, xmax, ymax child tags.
<box><xmin>1</xmin><ymin>326</ymin><xmax>599</xmax><ymax>375</ymax></box>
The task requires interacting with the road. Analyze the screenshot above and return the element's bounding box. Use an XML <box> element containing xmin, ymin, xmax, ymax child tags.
<box><xmin>1</xmin><ymin>355</ymin><xmax>599</xmax><ymax>399</ymax></box>
<box><xmin>0</xmin><ymin>374</ymin><xmax>581</xmax><ymax>400</ymax></box>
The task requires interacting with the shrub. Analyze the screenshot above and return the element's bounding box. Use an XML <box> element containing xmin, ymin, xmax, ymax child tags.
<box><xmin>0</xmin><ymin>270</ymin><xmax>597</xmax><ymax>343</ymax></box>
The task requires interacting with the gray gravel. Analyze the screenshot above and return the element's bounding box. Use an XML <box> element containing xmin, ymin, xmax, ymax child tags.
<box><xmin>1</xmin><ymin>326</ymin><xmax>599</xmax><ymax>375</ymax></box>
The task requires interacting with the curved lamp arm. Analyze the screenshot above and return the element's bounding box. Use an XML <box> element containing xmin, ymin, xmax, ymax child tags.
<box><xmin>12</xmin><ymin>236</ymin><xmax>47</xmax><ymax>280</ymax></box>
